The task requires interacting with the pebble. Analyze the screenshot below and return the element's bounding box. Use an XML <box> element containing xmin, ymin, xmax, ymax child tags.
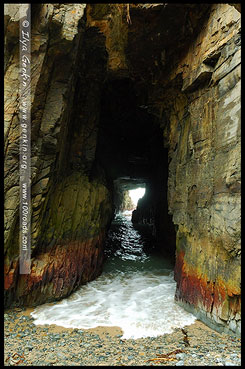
<box><xmin>176</xmin><ymin>360</ymin><xmax>185</xmax><ymax>366</ymax></box>
<box><xmin>176</xmin><ymin>353</ymin><xmax>186</xmax><ymax>360</ymax></box>
<box><xmin>25</xmin><ymin>345</ymin><xmax>33</xmax><ymax>351</ymax></box>
<box><xmin>4</xmin><ymin>308</ymin><xmax>241</xmax><ymax>367</ymax></box>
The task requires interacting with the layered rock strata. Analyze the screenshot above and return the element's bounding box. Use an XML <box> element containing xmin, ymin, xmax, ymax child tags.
<box><xmin>4</xmin><ymin>4</ymin><xmax>114</xmax><ymax>307</ymax></box>
<box><xmin>131</xmin><ymin>4</ymin><xmax>241</xmax><ymax>336</ymax></box>
<box><xmin>163</xmin><ymin>5</ymin><xmax>241</xmax><ymax>335</ymax></box>
<box><xmin>104</xmin><ymin>3</ymin><xmax>241</xmax><ymax>336</ymax></box>
<box><xmin>4</xmin><ymin>4</ymin><xmax>241</xmax><ymax>337</ymax></box>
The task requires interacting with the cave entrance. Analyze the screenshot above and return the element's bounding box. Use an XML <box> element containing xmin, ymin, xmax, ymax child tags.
<box><xmin>113</xmin><ymin>178</ymin><xmax>146</xmax><ymax>213</ymax></box>
<box><xmin>30</xmin><ymin>77</ymin><xmax>189</xmax><ymax>338</ymax></box>
<box><xmin>129</xmin><ymin>187</ymin><xmax>146</xmax><ymax>209</ymax></box>
<box><xmin>95</xmin><ymin>76</ymin><xmax>176</xmax><ymax>261</ymax></box>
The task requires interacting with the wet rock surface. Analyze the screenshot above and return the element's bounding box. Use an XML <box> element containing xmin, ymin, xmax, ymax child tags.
<box><xmin>4</xmin><ymin>4</ymin><xmax>114</xmax><ymax>307</ymax></box>
<box><xmin>167</xmin><ymin>4</ymin><xmax>241</xmax><ymax>336</ymax></box>
<box><xmin>4</xmin><ymin>3</ymin><xmax>240</xmax><ymax>337</ymax></box>
<box><xmin>4</xmin><ymin>308</ymin><xmax>241</xmax><ymax>366</ymax></box>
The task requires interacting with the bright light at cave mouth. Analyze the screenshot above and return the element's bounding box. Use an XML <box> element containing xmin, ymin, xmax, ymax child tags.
<box><xmin>129</xmin><ymin>187</ymin><xmax>145</xmax><ymax>207</ymax></box>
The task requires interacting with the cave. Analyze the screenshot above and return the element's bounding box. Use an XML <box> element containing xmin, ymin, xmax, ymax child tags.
<box><xmin>95</xmin><ymin>76</ymin><xmax>176</xmax><ymax>259</ymax></box>
<box><xmin>4</xmin><ymin>4</ymin><xmax>241</xmax><ymax>338</ymax></box>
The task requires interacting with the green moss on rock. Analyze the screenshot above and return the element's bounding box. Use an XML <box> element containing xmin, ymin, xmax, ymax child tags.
<box><xmin>36</xmin><ymin>171</ymin><xmax>113</xmax><ymax>250</ymax></box>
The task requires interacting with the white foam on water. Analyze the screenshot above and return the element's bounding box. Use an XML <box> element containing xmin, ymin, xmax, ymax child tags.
<box><xmin>31</xmin><ymin>269</ymin><xmax>196</xmax><ymax>339</ymax></box>
<box><xmin>31</xmin><ymin>213</ymin><xmax>196</xmax><ymax>339</ymax></box>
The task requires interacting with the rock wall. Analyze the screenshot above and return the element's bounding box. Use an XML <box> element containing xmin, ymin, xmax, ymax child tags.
<box><xmin>4</xmin><ymin>3</ymin><xmax>241</xmax><ymax>337</ymax></box>
<box><xmin>162</xmin><ymin>5</ymin><xmax>241</xmax><ymax>335</ymax></box>
<box><xmin>95</xmin><ymin>3</ymin><xmax>241</xmax><ymax>336</ymax></box>
<box><xmin>128</xmin><ymin>3</ymin><xmax>241</xmax><ymax>336</ymax></box>
<box><xmin>4</xmin><ymin>4</ymin><xmax>114</xmax><ymax>307</ymax></box>
<box><xmin>119</xmin><ymin>190</ymin><xmax>135</xmax><ymax>212</ymax></box>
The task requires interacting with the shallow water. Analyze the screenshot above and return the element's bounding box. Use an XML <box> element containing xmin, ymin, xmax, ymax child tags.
<box><xmin>31</xmin><ymin>212</ymin><xmax>196</xmax><ymax>339</ymax></box>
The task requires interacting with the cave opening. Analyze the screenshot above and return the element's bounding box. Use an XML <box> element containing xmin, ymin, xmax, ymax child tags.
<box><xmin>95</xmin><ymin>76</ymin><xmax>176</xmax><ymax>263</ymax></box>
<box><xmin>4</xmin><ymin>4</ymin><xmax>241</xmax><ymax>340</ymax></box>
<box><xmin>128</xmin><ymin>187</ymin><xmax>145</xmax><ymax>209</ymax></box>
<box><xmin>30</xmin><ymin>74</ymin><xmax>182</xmax><ymax>336</ymax></box>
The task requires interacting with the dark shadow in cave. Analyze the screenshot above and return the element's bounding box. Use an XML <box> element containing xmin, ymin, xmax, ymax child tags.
<box><xmin>94</xmin><ymin>76</ymin><xmax>176</xmax><ymax>263</ymax></box>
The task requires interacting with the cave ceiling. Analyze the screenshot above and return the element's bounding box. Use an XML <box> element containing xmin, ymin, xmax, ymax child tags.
<box><xmin>92</xmin><ymin>3</ymin><xmax>211</xmax><ymax>189</ymax></box>
<box><xmin>96</xmin><ymin>77</ymin><xmax>163</xmax><ymax>187</ymax></box>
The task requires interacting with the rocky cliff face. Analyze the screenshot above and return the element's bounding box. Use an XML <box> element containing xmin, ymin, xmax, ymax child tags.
<box><xmin>166</xmin><ymin>4</ymin><xmax>241</xmax><ymax>336</ymax></box>
<box><xmin>130</xmin><ymin>4</ymin><xmax>241</xmax><ymax>335</ymax></box>
<box><xmin>4</xmin><ymin>4</ymin><xmax>240</xmax><ymax>336</ymax></box>
<box><xmin>4</xmin><ymin>4</ymin><xmax>114</xmax><ymax>306</ymax></box>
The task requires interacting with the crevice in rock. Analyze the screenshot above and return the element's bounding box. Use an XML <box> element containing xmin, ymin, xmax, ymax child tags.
<box><xmin>4</xmin><ymin>3</ymin><xmax>241</xmax><ymax>338</ymax></box>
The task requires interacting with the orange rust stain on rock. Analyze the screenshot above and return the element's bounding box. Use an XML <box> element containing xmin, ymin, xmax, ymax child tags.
<box><xmin>174</xmin><ymin>251</ymin><xmax>238</xmax><ymax>314</ymax></box>
<box><xmin>4</xmin><ymin>233</ymin><xmax>106</xmax><ymax>305</ymax></box>
<box><xmin>4</xmin><ymin>271</ymin><xmax>15</xmax><ymax>290</ymax></box>
<box><xmin>4</xmin><ymin>261</ymin><xmax>18</xmax><ymax>290</ymax></box>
